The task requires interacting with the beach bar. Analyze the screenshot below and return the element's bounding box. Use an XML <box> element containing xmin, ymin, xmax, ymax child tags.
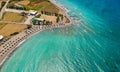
<box><xmin>32</xmin><ymin>18</ymin><xmax>45</xmax><ymax>25</ymax></box>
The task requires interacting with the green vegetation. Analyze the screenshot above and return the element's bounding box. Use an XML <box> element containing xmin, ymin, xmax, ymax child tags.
<box><xmin>27</xmin><ymin>25</ymin><xmax>32</xmax><ymax>29</ymax></box>
<box><xmin>23</xmin><ymin>4</ymin><xmax>43</xmax><ymax>10</ymax></box>
<box><xmin>12</xmin><ymin>0</ymin><xmax>22</xmax><ymax>1</ymax></box>
<box><xmin>59</xmin><ymin>14</ymin><xmax>63</xmax><ymax>20</ymax></box>
<box><xmin>9</xmin><ymin>0</ymin><xmax>59</xmax><ymax>12</ymax></box>
<box><xmin>56</xmin><ymin>16</ymin><xmax>60</xmax><ymax>23</ymax></box>
<box><xmin>29</xmin><ymin>0</ymin><xmax>35</xmax><ymax>2</ymax></box>
<box><xmin>35</xmin><ymin>14</ymin><xmax>41</xmax><ymax>18</ymax></box>
<box><xmin>10</xmin><ymin>0</ymin><xmax>22</xmax><ymax>2</ymax></box>
<box><xmin>29</xmin><ymin>0</ymin><xmax>50</xmax><ymax>2</ymax></box>
<box><xmin>0</xmin><ymin>1</ymin><xmax>6</xmax><ymax>11</ymax></box>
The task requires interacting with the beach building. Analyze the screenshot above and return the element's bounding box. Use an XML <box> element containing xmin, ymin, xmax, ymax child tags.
<box><xmin>32</xmin><ymin>18</ymin><xmax>45</xmax><ymax>25</ymax></box>
<box><xmin>29</xmin><ymin>10</ymin><xmax>38</xmax><ymax>16</ymax></box>
<box><xmin>0</xmin><ymin>35</ymin><xmax>3</xmax><ymax>40</ymax></box>
<box><xmin>34</xmin><ymin>18</ymin><xmax>44</xmax><ymax>21</ymax></box>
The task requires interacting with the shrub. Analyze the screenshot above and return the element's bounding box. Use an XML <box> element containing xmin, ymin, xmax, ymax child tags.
<box><xmin>10</xmin><ymin>32</ymin><xmax>19</xmax><ymax>36</ymax></box>
<box><xmin>56</xmin><ymin>16</ymin><xmax>60</xmax><ymax>23</ymax></box>
<box><xmin>27</xmin><ymin>25</ymin><xmax>32</xmax><ymax>29</ymax></box>
<box><xmin>59</xmin><ymin>14</ymin><xmax>63</xmax><ymax>20</ymax></box>
<box><xmin>35</xmin><ymin>14</ymin><xmax>41</xmax><ymax>18</ymax></box>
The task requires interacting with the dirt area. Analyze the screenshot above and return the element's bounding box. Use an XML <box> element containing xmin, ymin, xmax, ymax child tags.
<box><xmin>0</xmin><ymin>24</ymin><xmax>27</xmax><ymax>37</ymax></box>
<box><xmin>15</xmin><ymin>0</ymin><xmax>60</xmax><ymax>13</ymax></box>
<box><xmin>40</xmin><ymin>14</ymin><xmax>57</xmax><ymax>24</ymax></box>
<box><xmin>28</xmin><ymin>0</ymin><xmax>46</xmax><ymax>7</ymax></box>
<box><xmin>2</xmin><ymin>12</ymin><xmax>24</xmax><ymax>22</ymax></box>
<box><xmin>41</xmin><ymin>3</ymin><xmax>59</xmax><ymax>14</ymax></box>
<box><xmin>0</xmin><ymin>23</ymin><xmax>6</xmax><ymax>29</ymax></box>
<box><xmin>27</xmin><ymin>1</ymin><xmax>56</xmax><ymax>11</ymax></box>
<box><xmin>17</xmin><ymin>0</ymin><xmax>30</xmax><ymax>5</ymax></box>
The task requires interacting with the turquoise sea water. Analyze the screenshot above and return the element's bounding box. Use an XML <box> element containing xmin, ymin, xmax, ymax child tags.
<box><xmin>1</xmin><ymin>0</ymin><xmax>120</xmax><ymax>72</ymax></box>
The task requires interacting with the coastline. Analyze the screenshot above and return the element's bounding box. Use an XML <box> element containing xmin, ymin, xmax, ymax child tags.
<box><xmin>0</xmin><ymin>0</ymin><xmax>73</xmax><ymax>68</ymax></box>
<box><xmin>0</xmin><ymin>24</ymin><xmax>72</xmax><ymax>69</ymax></box>
<box><xmin>50</xmin><ymin>0</ymin><xmax>72</xmax><ymax>24</ymax></box>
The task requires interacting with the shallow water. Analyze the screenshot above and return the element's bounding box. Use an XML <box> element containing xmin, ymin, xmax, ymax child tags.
<box><xmin>1</xmin><ymin>0</ymin><xmax>120</xmax><ymax>72</ymax></box>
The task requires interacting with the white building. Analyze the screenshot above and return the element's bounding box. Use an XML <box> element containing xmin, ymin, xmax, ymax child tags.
<box><xmin>34</xmin><ymin>18</ymin><xmax>44</xmax><ymax>21</ymax></box>
<box><xmin>29</xmin><ymin>10</ymin><xmax>38</xmax><ymax>16</ymax></box>
<box><xmin>32</xmin><ymin>18</ymin><xmax>45</xmax><ymax>25</ymax></box>
<box><xmin>0</xmin><ymin>35</ymin><xmax>3</xmax><ymax>40</ymax></box>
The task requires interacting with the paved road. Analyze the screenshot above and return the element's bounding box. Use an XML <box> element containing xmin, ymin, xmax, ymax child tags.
<box><xmin>24</xmin><ymin>16</ymin><xmax>34</xmax><ymax>24</ymax></box>
<box><xmin>5</xmin><ymin>9</ymin><xmax>28</xmax><ymax>13</ymax></box>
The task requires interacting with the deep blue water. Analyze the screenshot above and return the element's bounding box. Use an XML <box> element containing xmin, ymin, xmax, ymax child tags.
<box><xmin>1</xmin><ymin>0</ymin><xmax>120</xmax><ymax>72</ymax></box>
<box><xmin>73</xmin><ymin>0</ymin><xmax>120</xmax><ymax>40</ymax></box>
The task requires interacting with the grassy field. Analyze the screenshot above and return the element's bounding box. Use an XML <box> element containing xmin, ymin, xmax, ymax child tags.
<box><xmin>2</xmin><ymin>12</ymin><xmax>24</xmax><ymax>22</ymax></box>
<box><xmin>0</xmin><ymin>24</ymin><xmax>27</xmax><ymax>37</ymax></box>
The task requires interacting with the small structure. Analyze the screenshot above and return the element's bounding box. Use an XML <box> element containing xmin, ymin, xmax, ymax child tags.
<box><xmin>32</xmin><ymin>18</ymin><xmax>45</xmax><ymax>25</ymax></box>
<box><xmin>34</xmin><ymin>18</ymin><xmax>44</xmax><ymax>21</ymax></box>
<box><xmin>0</xmin><ymin>35</ymin><xmax>3</xmax><ymax>40</ymax></box>
<box><xmin>29</xmin><ymin>10</ymin><xmax>38</xmax><ymax>16</ymax></box>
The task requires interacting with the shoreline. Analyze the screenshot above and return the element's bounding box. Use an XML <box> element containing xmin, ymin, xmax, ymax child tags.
<box><xmin>50</xmin><ymin>0</ymin><xmax>73</xmax><ymax>24</ymax></box>
<box><xmin>0</xmin><ymin>0</ymin><xmax>73</xmax><ymax>69</ymax></box>
<box><xmin>0</xmin><ymin>24</ymin><xmax>72</xmax><ymax>69</ymax></box>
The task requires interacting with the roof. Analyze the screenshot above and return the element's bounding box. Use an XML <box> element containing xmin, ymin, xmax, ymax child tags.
<box><xmin>34</xmin><ymin>18</ymin><xmax>44</xmax><ymax>21</ymax></box>
<box><xmin>0</xmin><ymin>35</ymin><xmax>3</xmax><ymax>40</ymax></box>
<box><xmin>29</xmin><ymin>10</ymin><xmax>37</xmax><ymax>14</ymax></box>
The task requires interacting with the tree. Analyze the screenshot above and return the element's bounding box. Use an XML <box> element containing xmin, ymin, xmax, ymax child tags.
<box><xmin>21</xmin><ymin>12</ymin><xmax>27</xmax><ymax>16</ymax></box>
<box><xmin>27</xmin><ymin>25</ymin><xmax>32</xmax><ymax>29</ymax></box>
<box><xmin>56</xmin><ymin>16</ymin><xmax>60</xmax><ymax>23</ymax></box>
<box><xmin>41</xmin><ymin>11</ymin><xmax>44</xmax><ymax>14</ymax></box>
<box><xmin>35</xmin><ymin>14</ymin><xmax>41</xmax><ymax>18</ymax></box>
<box><xmin>43</xmin><ymin>20</ymin><xmax>46</xmax><ymax>25</ymax></box>
<box><xmin>60</xmin><ymin>14</ymin><xmax>63</xmax><ymax>20</ymax></box>
<box><xmin>10</xmin><ymin>32</ymin><xmax>19</xmax><ymax>36</ymax></box>
<box><xmin>55</xmin><ymin>13</ymin><xmax>58</xmax><ymax>16</ymax></box>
